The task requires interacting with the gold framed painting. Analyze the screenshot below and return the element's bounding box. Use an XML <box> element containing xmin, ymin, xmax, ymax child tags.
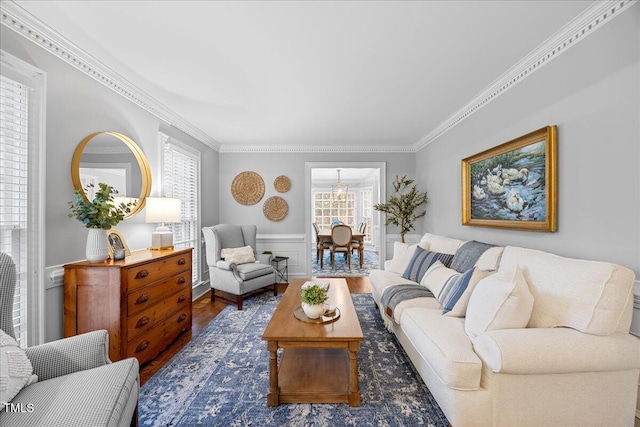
<box><xmin>107</xmin><ymin>229</ymin><xmax>130</xmax><ymax>260</ymax></box>
<box><xmin>461</xmin><ymin>126</ymin><xmax>557</xmax><ymax>232</ymax></box>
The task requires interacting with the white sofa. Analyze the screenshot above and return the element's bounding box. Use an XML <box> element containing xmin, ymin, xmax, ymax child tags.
<box><xmin>370</xmin><ymin>233</ymin><xmax>640</xmax><ymax>427</ymax></box>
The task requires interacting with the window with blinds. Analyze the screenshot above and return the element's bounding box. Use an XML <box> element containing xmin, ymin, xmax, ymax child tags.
<box><xmin>0</xmin><ymin>50</ymin><xmax>45</xmax><ymax>347</ymax></box>
<box><xmin>163</xmin><ymin>139</ymin><xmax>200</xmax><ymax>284</ymax></box>
<box><xmin>0</xmin><ymin>75</ymin><xmax>29</xmax><ymax>345</ymax></box>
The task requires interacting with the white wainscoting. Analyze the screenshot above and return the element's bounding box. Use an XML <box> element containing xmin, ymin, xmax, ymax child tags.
<box><xmin>257</xmin><ymin>234</ymin><xmax>308</xmax><ymax>278</ymax></box>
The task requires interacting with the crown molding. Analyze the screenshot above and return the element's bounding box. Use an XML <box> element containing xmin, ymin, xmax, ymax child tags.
<box><xmin>0</xmin><ymin>1</ymin><xmax>221</xmax><ymax>151</ymax></box>
<box><xmin>2</xmin><ymin>1</ymin><xmax>635</xmax><ymax>154</ymax></box>
<box><xmin>219</xmin><ymin>144</ymin><xmax>415</xmax><ymax>153</ymax></box>
<box><xmin>413</xmin><ymin>0</ymin><xmax>637</xmax><ymax>151</ymax></box>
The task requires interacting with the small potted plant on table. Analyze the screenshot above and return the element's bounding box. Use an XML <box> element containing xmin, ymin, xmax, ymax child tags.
<box><xmin>301</xmin><ymin>284</ymin><xmax>328</xmax><ymax>319</ymax></box>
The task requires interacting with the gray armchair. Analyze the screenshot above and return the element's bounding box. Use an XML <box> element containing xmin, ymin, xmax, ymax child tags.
<box><xmin>0</xmin><ymin>252</ymin><xmax>139</xmax><ymax>427</ymax></box>
<box><xmin>203</xmin><ymin>224</ymin><xmax>277</xmax><ymax>310</ymax></box>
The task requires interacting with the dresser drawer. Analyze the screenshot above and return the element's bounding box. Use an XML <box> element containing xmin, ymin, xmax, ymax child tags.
<box><xmin>127</xmin><ymin>322</ymin><xmax>167</xmax><ymax>364</ymax></box>
<box><xmin>127</xmin><ymin>271</ymin><xmax>191</xmax><ymax>316</ymax></box>
<box><xmin>164</xmin><ymin>308</ymin><xmax>192</xmax><ymax>341</ymax></box>
<box><xmin>127</xmin><ymin>308</ymin><xmax>191</xmax><ymax>364</ymax></box>
<box><xmin>126</xmin><ymin>252</ymin><xmax>191</xmax><ymax>291</ymax></box>
<box><xmin>127</xmin><ymin>289</ymin><xmax>190</xmax><ymax>341</ymax></box>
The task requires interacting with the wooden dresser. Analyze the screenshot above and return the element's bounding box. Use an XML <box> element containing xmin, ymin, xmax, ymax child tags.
<box><xmin>63</xmin><ymin>248</ymin><xmax>193</xmax><ymax>364</ymax></box>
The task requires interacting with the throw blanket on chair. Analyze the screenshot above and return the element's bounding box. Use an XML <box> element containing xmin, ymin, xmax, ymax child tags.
<box><xmin>380</xmin><ymin>284</ymin><xmax>434</xmax><ymax>331</ymax></box>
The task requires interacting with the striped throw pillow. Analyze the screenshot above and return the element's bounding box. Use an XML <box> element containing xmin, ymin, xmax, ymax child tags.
<box><xmin>439</xmin><ymin>267</ymin><xmax>476</xmax><ymax>314</ymax></box>
<box><xmin>401</xmin><ymin>247</ymin><xmax>454</xmax><ymax>283</ymax></box>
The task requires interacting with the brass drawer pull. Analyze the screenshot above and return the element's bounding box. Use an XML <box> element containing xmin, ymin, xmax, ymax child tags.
<box><xmin>177</xmin><ymin>277</ymin><xmax>186</xmax><ymax>285</ymax></box>
<box><xmin>135</xmin><ymin>340</ymin><xmax>149</xmax><ymax>353</ymax></box>
<box><xmin>135</xmin><ymin>317</ymin><xmax>150</xmax><ymax>328</ymax></box>
<box><xmin>177</xmin><ymin>295</ymin><xmax>186</xmax><ymax>303</ymax></box>
<box><xmin>177</xmin><ymin>258</ymin><xmax>186</xmax><ymax>265</ymax></box>
<box><xmin>135</xmin><ymin>270</ymin><xmax>149</xmax><ymax>279</ymax></box>
<box><xmin>135</xmin><ymin>294</ymin><xmax>149</xmax><ymax>305</ymax></box>
<box><xmin>177</xmin><ymin>313</ymin><xmax>187</xmax><ymax>322</ymax></box>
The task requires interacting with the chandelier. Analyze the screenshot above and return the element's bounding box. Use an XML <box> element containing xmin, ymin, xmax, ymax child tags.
<box><xmin>331</xmin><ymin>169</ymin><xmax>348</xmax><ymax>202</ymax></box>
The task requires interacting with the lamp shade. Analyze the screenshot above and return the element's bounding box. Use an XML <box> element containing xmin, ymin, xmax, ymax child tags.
<box><xmin>145</xmin><ymin>197</ymin><xmax>182</xmax><ymax>224</ymax></box>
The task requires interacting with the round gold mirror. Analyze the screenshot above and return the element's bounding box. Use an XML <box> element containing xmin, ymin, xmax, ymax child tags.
<box><xmin>71</xmin><ymin>131</ymin><xmax>152</xmax><ymax>218</ymax></box>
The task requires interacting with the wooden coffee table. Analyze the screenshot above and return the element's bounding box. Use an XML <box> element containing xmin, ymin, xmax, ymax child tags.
<box><xmin>262</xmin><ymin>278</ymin><xmax>364</xmax><ymax>406</ymax></box>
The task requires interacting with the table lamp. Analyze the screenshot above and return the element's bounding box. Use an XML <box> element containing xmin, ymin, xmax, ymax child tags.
<box><xmin>145</xmin><ymin>197</ymin><xmax>181</xmax><ymax>250</ymax></box>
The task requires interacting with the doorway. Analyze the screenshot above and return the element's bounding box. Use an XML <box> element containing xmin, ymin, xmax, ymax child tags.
<box><xmin>305</xmin><ymin>162</ymin><xmax>386</xmax><ymax>277</ymax></box>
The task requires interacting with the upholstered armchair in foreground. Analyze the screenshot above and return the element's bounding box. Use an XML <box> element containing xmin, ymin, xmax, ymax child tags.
<box><xmin>203</xmin><ymin>224</ymin><xmax>277</xmax><ymax>310</ymax></box>
<box><xmin>0</xmin><ymin>252</ymin><xmax>139</xmax><ymax>427</ymax></box>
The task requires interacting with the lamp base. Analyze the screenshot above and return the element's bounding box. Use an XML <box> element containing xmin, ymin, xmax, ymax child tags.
<box><xmin>150</xmin><ymin>226</ymin><xmax>174</xmax><ymax>250</ymax></box>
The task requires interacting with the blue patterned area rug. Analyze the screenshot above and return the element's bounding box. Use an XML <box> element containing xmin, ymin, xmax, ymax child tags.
<box><xmin>311</xmin><ymin>250</ymin><xmax>381</xmax><ymax>277</ymax></box>
<box><xmin>139</xmin><ymin>292</ymin><xmax>449</xmax><ymax>426</ymax></box>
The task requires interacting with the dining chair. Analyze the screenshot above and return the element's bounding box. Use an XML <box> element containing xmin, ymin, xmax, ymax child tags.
<box><xmin>330</xmin><ymin>224</ymin><xmax>352</xmax><ymax>269</ymax></box>
<box><xmin>350</xmin><ymin>222</ymin><xmax>366</xmax><ymax>268</ymax></box>
<box><xmin>313</xmin><ymin>222</ymin><xmax>331</xmax><ymax>268</ymax></box>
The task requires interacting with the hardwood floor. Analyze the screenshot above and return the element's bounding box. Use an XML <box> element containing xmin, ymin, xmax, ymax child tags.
<box><xmin>139</xmin><ymin>276</ymin><xmax>372</xmax><ymax>385</ymax></box>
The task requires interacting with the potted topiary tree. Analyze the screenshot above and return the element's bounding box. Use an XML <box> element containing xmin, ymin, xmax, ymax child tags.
<box><xmin>374</xmin><ymin>175</ymin><xmax>428</xmax><ymax>243</ymax></box>
<box><xmin>301</xmin><ymin>284</ymin><xmax>328</xmax><ymax>319</ymax></box>
<box><xmin>68</xmin><ymin>183</ymin><xmax>135</xmax><ymax>262</ymax></box>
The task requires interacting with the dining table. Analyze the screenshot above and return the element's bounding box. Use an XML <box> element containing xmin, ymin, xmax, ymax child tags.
<box><xmin>318</xmin><ymin>230</ymin><xmax>365</xmax><ymax>268</ymax></box>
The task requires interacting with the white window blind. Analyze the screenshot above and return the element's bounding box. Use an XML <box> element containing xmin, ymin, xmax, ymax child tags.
<box><xmin>0</xmin><ymin>75</ymin><xmax>29</xmax><ymax>345</ymax></box>
<box><xmin>0</xmin><ymin>50</ymin><xmax>45</xmax><ymax>348</ymax></box>
<box><xmin>163</xmin><ymin>140</ymin><xmax>200</xmax><ymax>284</ymax></box>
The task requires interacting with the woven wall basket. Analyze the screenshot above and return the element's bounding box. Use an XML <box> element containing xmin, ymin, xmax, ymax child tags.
<box><xmin>231</xmin><ymin>171</ymin><xmax>265</xmax><ymax>205</ymax></box>
<box><xmin>263</xmin><ymin>196</ymin><xmax>288</xmax><ymax>221</ymax></box>
<box><xmin>273</xmin><ymin>175</ymin><xmax>291</xmax><ymax>193</ymax></box>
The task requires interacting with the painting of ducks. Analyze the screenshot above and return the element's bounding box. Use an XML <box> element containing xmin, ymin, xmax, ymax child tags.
<box><xmin>461</xmin><ymin>126</ymin><xmax>557</xmax><ymax>232</ymax></box>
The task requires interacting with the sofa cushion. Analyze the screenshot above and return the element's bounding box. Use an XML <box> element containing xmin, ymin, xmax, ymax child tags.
<box><xmin>236</xmin><ymin>262</ymin><xmax>273</xmax><ymax>281</ymax></box>
<box><xmin>0</xmin><ymin>330</ymin><xmax>37</xmax><ymax>404</ymax></box>
<box><xmin>418</xmin><ymin>233</ymin><xmax>464</xmax><ymax>255</ymax></box>
<box><xmin>387</xmin><ymin>242</ymin><xmax>419</xmax><ymax>274</ymax></box>
<box><xmin>221</xmin><ymin>245</ymin><xmax>255</xmax><ymax>264</ymax></box>
<box><xmin>465</xmin><ymin>265</ymin><xmax>534</xmax><ymax>340</ymax></box>
<box><xmin>401</xmin><ymin>308</ymin><xmax>482</xmax><ymax>390</ymax></box>
<box><xmin>2</xmin><ymin>357</ymin><xmax>138</xmax><ymax>427</ymax></box>
<box><xmin>474</xmin><ymin>246</ymin><xmax>504</xmax><ymax>271</ymax></box>
<box><xmin>402</xmin><ymin>247</ymin><xmax>453</xmax><ymax>283</ymax></box>
<box><xmin>499</xmin><ymin>246</ymin><xmax>635</xmax><ymax>335</ymax></box>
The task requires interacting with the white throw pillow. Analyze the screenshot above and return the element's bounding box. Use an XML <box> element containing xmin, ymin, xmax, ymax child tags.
<box><xmin>464</xmin><ymin>265</ymin><xmax>534</xmax><ymax>340</ymax></box>
<box><xmin>387</xmin><ymin>242</ymin><xmax>420</xmax><ymax>275</ymax></box>
<box><xmin>220</xmin><ymin>245</ymin><xmax>256</xmax><ymax>264</ymax></box>
<box><xmin>420</xmin><ymin>261</ymin><xmax>458</xmax><ymax>296</ymax></box>
<box><xmin>0</xmin><ymin>330</ymin><xmax>37</xmax><ymax>404</ymax></box>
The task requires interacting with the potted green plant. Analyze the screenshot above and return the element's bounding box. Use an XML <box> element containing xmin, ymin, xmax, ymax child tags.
<box><xmin>374</xmin><ymin>175</ymin><xmax>428</xmax><ymax>243</ymax></box>
<box><xmin>68</xmin><ymin>183</ymin><xmax>135</xmax><ymax>262</ymax></box>
<box><xmin>301</xmin><ymin>284</ymin><xmax>328</xmax><ymax>319</ymax></box>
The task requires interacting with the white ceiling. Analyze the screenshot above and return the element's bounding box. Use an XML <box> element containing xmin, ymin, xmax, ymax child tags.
<box><xmin>13</xmin><ymin>1</ymin><xmax>595</xmax><ymax>150</ymax></box>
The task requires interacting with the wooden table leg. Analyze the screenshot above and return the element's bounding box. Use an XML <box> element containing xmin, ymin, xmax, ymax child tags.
<box><xmin>267</xmin><ymin>341</ymin><xmax>279</xmax><ymax>406</ymax></box>
<box><xmin>348</xmin><ymin>341</ymin><xmax>360</xmax><ymax>406</ymax></box>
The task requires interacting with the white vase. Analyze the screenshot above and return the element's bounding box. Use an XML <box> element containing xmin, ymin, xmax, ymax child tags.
<box><xmin>86</xmin><ymin>228</ymin><xmax>109</xmax><ymax>263</ymax></box>
<box><xmin>302</xmin><ymin>302</ymin><xmax>325</xmax><ymax>319</ymax></box>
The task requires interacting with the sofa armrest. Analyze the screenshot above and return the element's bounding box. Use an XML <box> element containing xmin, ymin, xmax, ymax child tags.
<box><xmin>474</xmin><ymin>328</ymin><xmax>640</xmax><ymax>375</ymax></box>
<box><xmin>384</xmin><ymin>260</ymin><xmax>392</xmax><ymax>271</ymax></box>
<box><xmin>216</xmin><ymin>260</ymin><xmax>237</xmax><ymax>270</ymax></box>
<box><xmin>25</xmin><ymin>330</ymin><xmax>110</xmax><ymax>381</ymax></box>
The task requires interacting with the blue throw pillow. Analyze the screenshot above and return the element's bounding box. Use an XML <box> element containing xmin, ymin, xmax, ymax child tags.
<box><xmin>439</xmin><ymin>267</ymin><xmax>476</xmax><ymax>314</ymax></box>
<box><xmin>401</xmin><ymin>247</ymin><xmax>454</xmax><ymax>283</ymax></box>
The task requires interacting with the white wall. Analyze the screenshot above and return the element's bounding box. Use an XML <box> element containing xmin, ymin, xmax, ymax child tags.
<box><xmin>1</xmin><ymin>26</ymin><xmax>219</xmax><ymax>342</ymax></box>
<box><xmin>218</xmin><ymin>152</ymin><xmax>415</xmax><ymax>276</ymax></box>
<box><xmin>415</xmin><ymin>5</ymin><xmax>640</xmax><ymax>277</ymax></box>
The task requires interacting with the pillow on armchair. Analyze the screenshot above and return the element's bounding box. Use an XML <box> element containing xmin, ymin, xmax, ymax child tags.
<box><xmin>0</xmin><ymin>330</ymin><xmax>38</xmax><ymax>404</ymax></box>
<box><xmin>221</xmin><ymin>245</ymin><xmax>256</xmax><ymax>264</ymax></box>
